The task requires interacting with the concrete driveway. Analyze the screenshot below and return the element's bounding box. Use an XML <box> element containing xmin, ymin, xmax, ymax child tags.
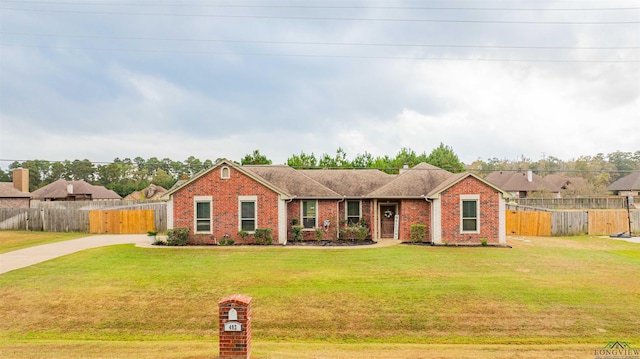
<box><xmin>0</xmin><ymin>234</ymin><xmax>148</xmax><ymax>274</ymax></box>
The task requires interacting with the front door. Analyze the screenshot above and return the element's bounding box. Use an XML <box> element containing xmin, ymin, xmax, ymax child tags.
<box><xmin>380</xmin><ymin>204</ymin><xmax>396</xmax><ymax>238</ymax></box>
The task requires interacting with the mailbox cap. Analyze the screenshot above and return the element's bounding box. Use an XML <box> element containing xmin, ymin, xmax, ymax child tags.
<box><xmin>219</xmin><ymin>294</ymin><xmax>252</xmax><ymax>306</ymax></box>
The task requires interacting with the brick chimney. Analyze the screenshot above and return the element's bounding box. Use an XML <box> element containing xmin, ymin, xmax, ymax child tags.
<box><xmin>12</xmin><ymin>168</ymin><xmax>29</xmax><ymax>193</ymax></box>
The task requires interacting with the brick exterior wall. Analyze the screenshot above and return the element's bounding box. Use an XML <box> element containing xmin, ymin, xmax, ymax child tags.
<box><xmin>218</xmin><ymin>294</ymin><xmax>252</xmax><ymax>359</ymax></box>
<box><xmin>171</xmin><ymin>166</ymin><xmax>280</xmax><ymax>244</ymax></box>
<box><xmin>398</xmin><ymin>199</ymin><xmax>431</xmax><ymax>242</ymax></box>
<box><xmin>170</xmin><ymin>165</ymin><xmax>502</xmax><ymax>245</ymax></box>
<box><xmin>286</xmin><ymin>199</ymin><xmax>376</xmax><ymax>241</ymax></box>
<box><xmin>287</xmin><ymin>199</ymin><xmax>339</xmax><ymax>240</ymax></box>
<box><xmin>439</xmin><ymin>176</ymin><xmax>501</xmax><ymax>244</ymax></box>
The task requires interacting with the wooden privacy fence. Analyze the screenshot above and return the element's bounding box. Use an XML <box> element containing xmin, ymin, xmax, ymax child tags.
<box><xmin>0</xmin><ymin>208</ymin><xmax>89</xmax><ymax>232</ymax></box>
<box><xmin>551</xmin><ymin>211</ymin><xmax>588</xmax><ymax>236</ymax></box>
<box><xmin>587</xmin><ymin>210</ymin><xmax>639</xmax><ymax>236</ymax></box>
<box><xmin>506</xmin><ymin>210</ymin><xmax>552</xmax><ymax>236</ymax></box>
<box><xmin>0</xmin><ymin>200</ymin><xmax>167</xmax><ymax>233</ymax></box>
<box><xmin>507</xmin><ymin>209</ymin><xmax>639</xmax><ymax>236</ymax></box>
<box><xmin>89</xmin><ymin>210</ymin><xmax>155</xmax><ymax>234</ymax></box>
<box><xmin>512</xmin><ymin>197</ymin><xmax>626</xmax><ymax>209</ymax></box>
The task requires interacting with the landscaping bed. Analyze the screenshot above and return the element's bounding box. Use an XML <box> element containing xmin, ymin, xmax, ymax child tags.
<box><xmin>286</xmin><ymin>239</ymin><xmax>376</xmax><ymax>247</ymax></box>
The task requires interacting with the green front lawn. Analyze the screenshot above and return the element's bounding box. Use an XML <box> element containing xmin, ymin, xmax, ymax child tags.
<box><xmin>0</xmin><ymin>233</ymin><xmax>638</xmax><ymax>358</ymax></box>
<box><xmin>0</xmin><ymin>231</ymin><xmax>89</xmax><ymax>254</ymax></box>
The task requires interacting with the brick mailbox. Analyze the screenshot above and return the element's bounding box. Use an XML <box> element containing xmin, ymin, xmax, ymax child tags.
<box><xmin>219</xmin><ymin>295</ymin><xmax>252</xmax><ymax>359</ymax></box>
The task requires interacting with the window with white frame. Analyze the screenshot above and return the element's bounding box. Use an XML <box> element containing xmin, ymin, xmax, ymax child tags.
<box><xmin>346</xmin><ymin>200</ymin><xmax>361</xmax><ymax>225</ymax></box>
<box><xmin>239</xmin><ymin>196</ymin><xmax>257</xmax><ymax>232</ymax></box>
<box><xmin>194</xmin><ymin>196</ymin><xmax>212</xmax><ymax>233</ymax></box>
<box><xmin>302</xmin><ymin>200</ymin><xmax>317</xmax><ymax>229</ymax></box>
<box><xmin>460</xmin><ymin>195</ymin><xmax>479</xmax><ymax>233</ymax></box>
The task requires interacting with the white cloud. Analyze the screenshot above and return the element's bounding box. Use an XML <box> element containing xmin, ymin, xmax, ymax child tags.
<box><xmin>1</xmin><ymin>1</ymin><xmax>638</xmax><ymax>168</ymax></box>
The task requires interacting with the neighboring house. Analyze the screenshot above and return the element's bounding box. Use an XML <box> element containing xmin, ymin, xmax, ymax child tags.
<box><xmin>163</xmin><ymin>159</ymin><xmax>509</xmax><ymax>245</ymax></box>
<box><xmin>544</xmin><ymin>174</ymin><xmax>590</xmax><ymax>196</ymax></box>
<box><xmin>607</xmin><ymin>170</ymin><xmax>640</xmax><ymax>197</ymax></box>
<box><xmin>31</xmin><ymin>179</ymin><xmax>121</xmax><ymax>201</ymax></box>
<box><xmin>484</xmin><ymin>170</ymin><xmax>561</xmax><ymax>199</ymax></box>
<box><xmin>123</xmin><ymin>184</ymin><xmax>167</xmax><ymax>200</ymax></box>
<box><xmin>0</xmin><ymin>168</ymin><xmax>31</xmax><ymax>208</ymax></box>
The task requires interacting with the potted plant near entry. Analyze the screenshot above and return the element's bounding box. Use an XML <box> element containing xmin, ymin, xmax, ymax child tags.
<box><xmin>147</xmin><ymin>231</ymin><xmax>158</xmax><ymax>244</ymax></box>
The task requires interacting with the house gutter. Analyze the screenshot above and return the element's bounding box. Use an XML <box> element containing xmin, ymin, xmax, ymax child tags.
<box><xmin>421</xmin><ymin>195</ymin><xmax>434</xmax><ymax>245</ymax></box>
<box><xmin>281</xmin><ymin>196</ymin><xmax>296</xmax><ymax>245</ymax></box>
<box><xmin>336</xmin><ymin>196</ymin><xmax>346</xmax><ymax>239</ymax></box>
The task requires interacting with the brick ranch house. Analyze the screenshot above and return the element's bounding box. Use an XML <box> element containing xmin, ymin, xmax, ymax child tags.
<box><xmin>163</xmin><ymin>159</ymin><xmax>509</xmax><ymax>245</ymax></box>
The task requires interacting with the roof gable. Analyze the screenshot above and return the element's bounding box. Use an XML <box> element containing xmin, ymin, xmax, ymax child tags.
<box><xmin>544</xmin><ymin>174</ymin><xmax>589</xmax><ymax>190</ymax></box>
<box><xmin>163</xmin><ymin>159</ymin><xmax>294</xmax><ymax>199</ymax></box>
<box><xmin>123</xmin><ymin>184</ymin><xmax>167</xmax><ymax>200</ymax></box>
<box><xmin>367</xmin><ymin>163</ymin><xmax>454</xmax><ymax>198</ymax></box>
<box><xmin>427</xmin><ymin>172</ymin><xmax>510</xmax><ymax>197</ymax></box>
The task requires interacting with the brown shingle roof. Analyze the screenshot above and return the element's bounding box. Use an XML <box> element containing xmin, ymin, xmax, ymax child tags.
<box><xmin>165</xmin><ymin>160</ymin><xmax>511</xmax><ymax>200</ymax></box>
<box><xmin>367</xmin><ymin>163</ymin><xmax>454</xmax><ymax>198</ymax></box>
<box><xmin>31</xmin><ymin>179</ymin><xmax>121</xmax><ymax>200</ymax></box>
<box><xmin>123</xmin><ymin>184</ymin><xmax>167</xmax><ymax>200</ymax></box>
<box><xmin>484</xmin><ymin>171</ymin><xmax>561</xmax><ymax>193</ymax></box>
<box><xmin>0</xmin><ymin>183</ymin><xmax>31</xmax><ymax>198</ymax></box>
<box><xmin>607</xmin><ymin>170</ymin><xmax>640</xmax><ymax>191</ymax></box>
<box><xmin>544</xmin><ymin>174</ymin><xmax>589</xmax><ymax>190</ymax></box>
<box><xmin>244</xmin><ymin>165</ymin><xmax>342</xmax><ymax>198</ymax></box>
<box><xmin>299</xmin><ymin>169</ymin><xmax>394</xmax><ymax>197</ymax></box>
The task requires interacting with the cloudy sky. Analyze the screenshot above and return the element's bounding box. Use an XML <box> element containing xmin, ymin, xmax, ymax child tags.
<box><xmin>1</xmin><ymin>0</ymin><xmax>638</xmax><ymax>167</ymax></box>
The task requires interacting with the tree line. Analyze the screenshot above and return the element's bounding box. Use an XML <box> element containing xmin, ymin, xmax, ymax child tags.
<box><xmin>1</xmin><ymin>146</ymin><xmax>638</xmax><ymax>197</ymax></box>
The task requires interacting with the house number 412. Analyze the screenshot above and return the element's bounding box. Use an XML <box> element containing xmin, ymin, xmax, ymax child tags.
<box><xmin>224</xmin><ymin>322</ymin><xmax>242</xmax><ymax>332</ymax></box>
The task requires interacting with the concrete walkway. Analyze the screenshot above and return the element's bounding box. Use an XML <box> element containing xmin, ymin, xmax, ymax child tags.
<box><xmin>0</xmin><ymin>234</ymin><xmax>148</xmax><ymax>274</ymax></box>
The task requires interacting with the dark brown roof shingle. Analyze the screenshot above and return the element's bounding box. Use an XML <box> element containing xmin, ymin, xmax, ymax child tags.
<box><xmin>299</xmin><ymin>169</ymin><xmax>394</xmax><ymax>197</ymax></box>
<box><xmin>484</xmin><ymin>171</ymin><xmax>561</xmax><ymax>192</ymax></box>
<box><xmin>31</xmin><ymin>179</ymin><xmax>121</xmax><ymax>200</ymax></box>
<box><xmin>367</xmin><ymin>163</ymin><xmax>455</xmax><ymax>198</ymax></box>
<box><xmin>244</xmin><ymin>165</ymin><xmax>342</xmax><ymax>198</ymax></box>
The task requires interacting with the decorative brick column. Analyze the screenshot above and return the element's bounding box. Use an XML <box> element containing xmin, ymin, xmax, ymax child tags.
<box><xmin>219</xmin><ymin>294</ymin><xmax>252</xmax><ymax>359</ymax></box>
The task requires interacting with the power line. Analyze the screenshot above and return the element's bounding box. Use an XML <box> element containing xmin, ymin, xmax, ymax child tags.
<box><xmin>0</xmin><ymin>0</ymin><xmax>638</xmax><ymax>11</ymax></box>
<box><xmin>1</xmin><ymin>6</ymin><xmax>638</xmax><ymax>24</ymax></box>
<box><xmin>3</xmin><ymin>31</ymin><xmax>638</xmax><ymax>50</ymax></box>
<box><xmin>2</xmin><ymin>158</ymin><xmax>637</xmax><ymax>174</ymax></box>
<box><xmin>3</xmin><ymin>43</ymin><xmax>637</xmax><ymax>63</ymax></box>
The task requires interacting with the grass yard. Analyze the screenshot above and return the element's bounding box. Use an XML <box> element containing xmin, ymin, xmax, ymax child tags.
<box><xmin>0</xmin><ymin>231</ymin><xmax>89</xmax><ymax>254</ymax></box>
<box><xmin>0</xmin><ymin>232</ymin><xmax>639</xmax><ymax>358</ymax></box>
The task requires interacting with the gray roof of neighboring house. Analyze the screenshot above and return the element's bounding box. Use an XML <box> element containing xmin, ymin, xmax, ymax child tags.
<box><xmin>607</xmin><ymin>171</ymin><xmax>640</xmax><ymax>191</ymax></box>
<box><xmin>299</xmin><ymin>169</ymin><xmax>394</xmax><ymax>197</ymax></box>
<box><xmin>367</xmin><ymin>163</ymin><xmax>455</xmax><ymax>198</ymax></box>
<box><xmin>31</xmin><ymin>179</ymin><xmax>122</xmax><ymax>200</ymax></box>
<box><xmin>484</xmin><ymin>171</ymin><xmax>561</xmax><ymax>193</ymax></box>
<box><xmin>0</xmin><ymin>182</ymin><xmax>31</xmax><ymax>198</ymax></box>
